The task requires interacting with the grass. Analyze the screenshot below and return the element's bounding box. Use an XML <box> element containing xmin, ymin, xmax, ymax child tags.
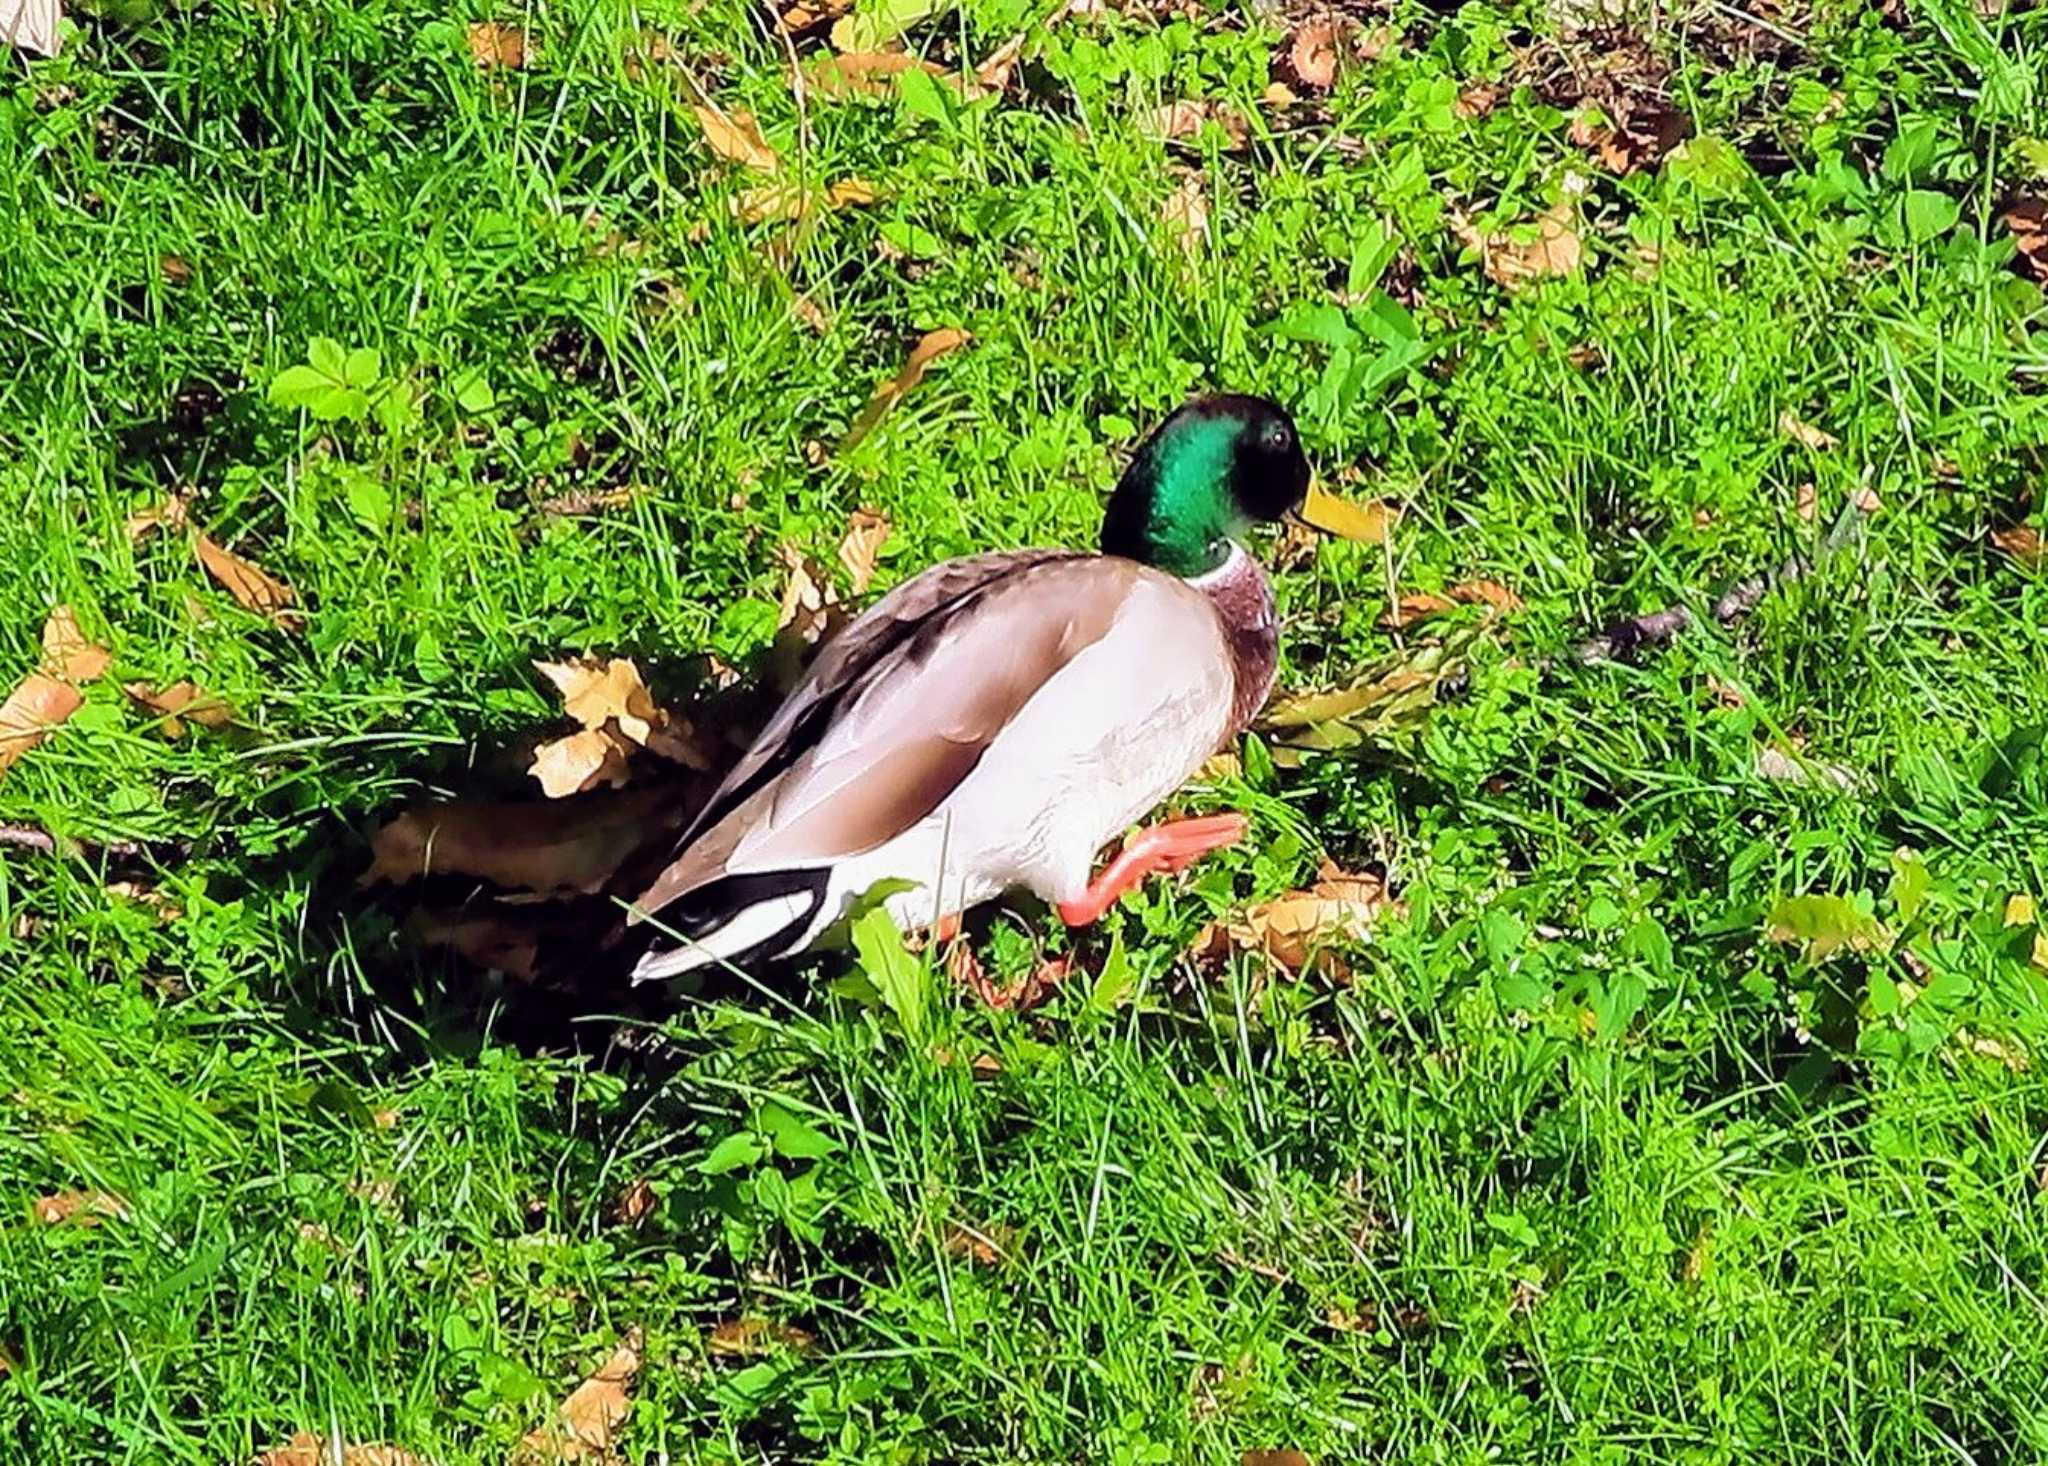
<box><xmin>6</xmin><ymin>0</ymin><xmax>2048</xmax><ymax>1458</ymax></box>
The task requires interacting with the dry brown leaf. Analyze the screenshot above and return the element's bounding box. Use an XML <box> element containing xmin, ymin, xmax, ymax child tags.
<box><xmin>1568</xmin><ymin>106</ymin><xmax>1689</xmax><ymax>174</ymax></box>
<box><xmin>706</xmin><ymin>1318</ymin><xmax>816</xmax><ymax>1358</ymax></box>
<box><xmin>515</xmin><ymin>1327</ymin><xmax>643</xmax><ymax>1464</ymax></box>
<box><xmin>973</xmin><ymin>29</ymin><xmax>1027</xmax><ymax>91</ymax></box>
<box><xmin>1447</xmin><ymin>580</ymin><xmax>1523</xmax><ymax>613</ymax></box>
<box><xmin>1455</xmin><ymin>83</ymin><xmax>1498</xmax><ymax>119</ymax></box>
<box><xmin>1793</xmin><ymin>481</ymin><xmax>1818</xmax><ymax>522</ymax></box>
<box><xmin>467</xmin><ymin>20</ymin><xmax>528</xmax><ymax>68</ymax></box>
<box><xmin>613</xmin><ymin>1177</ymin><xmax>657</xmax><ymax>1228</ymax></box>
<box><xmin>529</xmin><ymin>727</ymin><xmax>634</xmax><ymax>798</ymax></box>
<box><xmin>1287</xmin><ymin>16</ymin><xmax>1345</xmax><ymax>90</ymax></box>
<box><xmin>195</xmin><ymin>532</ymin><xmax>301</xmax><ymax>631</ymax></box>
<box><xmin>535</xmin><ymin>657</ymin><xmax>664</xmax><ymax>744</ymax></box>
<box><xmin>769</xmin><ymin>547</ymin><xmax>854</xmax><ymax>691</ymax></box>
<box><xmin>1227</xmin><ymin>860</ymin><xmax>1395</xmax><ymax>972</ymax></box>
<box><xmin>811</xmin><ymin>50</ymin><xmax>946</xmax><ymax>101</ymax></box>
<box><xmin>40</xmin><ymin>605</ymin><xmax>110</xmax><ymax>683</ymax></box>
<box><xmin>838</xmin><ymin>326</ymin><xmax>970</xmax><ymax>454</ymax></box>
<box><xmin>254</xmin><ymin>1432</ymin><xmax>427</xmax><ymax>1466</ymax></box>
<box><xmin>1450</xmin><ymin>202</ymin><xmax>1581</xmax><ymax>290</ymax></box>
<box><xmin>125</xmin><ymin>493</ymin><xmax>191</xmax><ymax>541</ymax></box>
<box><xmin>1993</xmin><ymin>526</ymin><xmax>2043</xmax><ymax>567</ymax></box>
<box><xmin>792</xmin><ymin>295</ymin><xmax>831</xmax><ymax>333</ymax></box>
<box><xmin>1377</xmin><ymin>593</ymin><xmax>1455</xmax><ymax>630</ymax></box>
<box><xmin>779</xmin><ymin>0</ymin><xmax>852</xmax><ymax>32</ymax></box>
<box><xmin>1963</xmin><ymin>1029</ymin><xmax>2030</xmax><ymax>1071</ymax></box>
<box><xmin>159</xmin><ymin>253</ymin><xmax>193</xmax><ymax>285</ymax></box>
<box><xmin>107</xmin><ymin>880</ymin><xmax>183</xmax><ymax>921</ymax></box>
<box><xmin>1161</xmin><ymin>173</ymin><xmax>1210</xmax><ymax>261</ymax></box>
<box><xmin>734</xmin><ymin>176</ymin><xmax>877</xmax><ymax>225</ymax></box>
<box><xmin>0</xmin><ymin>674</ymin><xmax>83</xmax><ymax>779</ymax></box>
<box><xmin>836</xmin><ymin>508</ymin><xmax>891</xmax><ymax>593</ymax></box>
<box><xmin>30</xmin><ymin>1189</ymin><xmax>129</xmax><ymax>1226</ymax></box>
<box><xmin>693</xmin><ymin>104</ymin><xmax>780</xmax><ymax>173</ymax></box>
<box><xmin>2006</xmin><ymin>197</ymin><xmax>2047</xmax><ymax>285</ymax></box>
<box><xmin>531</xmin><ymin>656</ymin><xmax>717</xmax><ymax>774</ymax></box>
<box><xmin>1244</xmin><ymin>1451</ymin><xmax>1314</xmax><ymax>1466</ymax></box>
<box><xmin>1261</xmin><ymin>81</ymin><xmax>1300</xmax><ymax>109</ymax></box>
<box><xmin>124</xmin><ymin>680</ymin><xmax>231</xmax><ymax>739</ymax></box>
<box><xmin>1140</xmin><ymin>99</ymin><xmax>1248</xmax><ymax>150</ymax></box>
<box><xmin>941</xmin><ymin>1219</ymin><xmax>1015</xmax><ymax>1266</ymax></box>
<box><xmin>1779</xmin><ymin>410</ymin><xmax>1839</xmax><ymax>451</ymax></box>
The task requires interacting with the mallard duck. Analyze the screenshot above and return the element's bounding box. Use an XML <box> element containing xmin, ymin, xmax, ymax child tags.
<box><xmin>629</xmin><ymin>393</ymin><xmax>1364</xmax><ymax>981</ymax></box>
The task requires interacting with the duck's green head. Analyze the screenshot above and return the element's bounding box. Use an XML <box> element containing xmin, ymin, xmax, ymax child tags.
<box><xmin>1100</xmin><ymin>394</ymin><xmax>1313</xmax><ymax>578</ymax></box>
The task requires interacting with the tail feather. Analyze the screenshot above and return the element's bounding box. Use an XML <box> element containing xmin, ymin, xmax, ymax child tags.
<box><xmin>630</xmin><ymin>867</ymin><xmax>830</xmax><ymax>982</ymax></box>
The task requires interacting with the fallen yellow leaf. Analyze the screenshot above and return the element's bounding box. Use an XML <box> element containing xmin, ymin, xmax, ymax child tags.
<box><xmin>1450</xmin><ymin>201</ymin><xmax>1582</xmax><ymax>289</ymax></box>
<box><xmin>529</xmin><ymin>656</ymin><xmax>718</xmax><ymax>787</ymax></box>
<box><xmin>195</xmin><ymin>532</ymin><xmax>302</xmax><ymax>631</ymax></box>
<box><xmin>1447</xmin><ymin>580</ymin><xmax>1524</xmax><ymax>613</ymax></box>
<box><xmin>467</xmin><ymin>20</ymin><xmax>528</xmax><ymax>68</ymax></box>
<box><xmin>1993</xmin><ymin>525</ymin><xmax>2044</xmax><ymax>567</ymax></box>
<box><xmin>515</xmin><ymin>1326</ymin><xmax>643</xmax><ymax>1463</ymax></box>
<box><xmin>810</xmin><ymin>50</ymin><xmax>946</xmax><ymax>101</ymax></box>
<box><xmin>769</xmin><ymin>546</ymin><xmax>853</xmax><ymax>690</ymax></box>
<box><xmin>1778</xmin><ymin>410</ymin><xmax>1839</xmax><ymax>451</ymax></box>
<box><xmin>1224</xmin><ymin>859</ymin><xmax>1396</xmax><ymax>972</ymax></box>
<box><xmin>1378</xmin><ymin>592</ymin><xmax>1455</xmax><ymax>630</ymax></box>
<box><xmin>255</xmin><ymin>1429</ymin><xmax>429</xmax><ymax>1466</ymax></box>
<box><xmin>1161</xmin><ymin>172</ymin><xmax>1210</xmax><ymax>262</ymax></box>
<box><xmin>838</xmin><ymin>326</ymin><xmax>970</xmax><ymax>453</ymax></box>
<box><xmin>124</xmin><ymin>680</ymin><xmax>232</xmax><ymax>738</ymax></box>
<box><xmin>693</xmin><ymin>104</ymin><xmax>780</xmax><ymax>172</ymax></box>
<box><xmin>529</xmin><ymin>726</ymin><xmax>634</xmax><ymax>798</ymax></box>
<box><xmin>40</xmin><ymin>605</ymin><xmax>110</xmax><ymax>683</ymax></box>
<box><xmin>0</xmin><ymin>674</ymin><xmax>84</xmax><ymax>779</ymax></box>
<box><xmin>125</xmin><ymin>493</ymin><xmax>191</xmax><ymax>541</ymax></box>
<box><xmin>30</xmin><ymin>1189</ymin><xmax>129</xmax><ymax>1226</ymax></box>
<box><xmin>732</xmin><ymin>176</ymin><xmax>876</xmax><ymax>224</ymax></box>
<box><xmin>836</xmin><ymin>507</ymin><xmax>891</xmax><ymax>593</ymax></box>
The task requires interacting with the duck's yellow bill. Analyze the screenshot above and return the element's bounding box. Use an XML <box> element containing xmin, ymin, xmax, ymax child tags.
<box><xmin>1295</xmin><ymin>483</ymin><xmax>1394</xmax><ymax>544</ymax></box>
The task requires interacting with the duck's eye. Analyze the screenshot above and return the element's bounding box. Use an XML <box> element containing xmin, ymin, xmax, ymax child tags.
<box><xmin>1262</xmin><ymin>421</ymin><xmax>1293</xmax><ymax>453</ymax></box>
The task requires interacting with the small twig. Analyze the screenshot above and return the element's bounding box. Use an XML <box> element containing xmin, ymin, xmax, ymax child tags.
<box><xmin>0</xmin><ymin>821</ymin><xmax>153</xmax><ymax>863</ymax></box>
<box><xmin>0</xmin><ymin>824</ymin><xmax>57</xmax><ymax>854</ymax></box>
<box><xmin>1575</xmin><ymin>495</ymin><xmax>1870</xmax><ymax>665</ymax></box>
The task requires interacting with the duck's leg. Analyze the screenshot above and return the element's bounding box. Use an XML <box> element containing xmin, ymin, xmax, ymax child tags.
<box><xmin>1056</xmin><ymin>813</ymin><xmax>1249</xmax><ymax>926</ymax></box>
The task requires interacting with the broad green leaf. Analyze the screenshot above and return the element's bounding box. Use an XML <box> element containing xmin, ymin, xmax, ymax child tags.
<box><xmin>343</xmin><ymin>345</ymin><xmax>382</xmax><ymax>388</ymax></box>
<box><xmin>449</xmin><ymin>366</ymin><xmax>495</xmax><ymax>412</ymax></box>
<box><xmin>1274</xmin><ymin>302</ymin><xmax>1358</xmax><ymax>351</ymax></box>
<box><xmin>1347</xmin><ymin>223</ymin><xmax>1397</xmax><ymax>298</ymax></box>
<box><xmin>1888</xmin><ymin>848</ymin><xmax>1932</xmax><ymax>923</ymax></box>
<box><xmin>1882</xmin><ymin>117</ymin><xmax>1938</xmax><ymax>185</ymax></box>
<box><xmin>895</xmin><ymin>65</ymin><xmax>950</xmax><ymax>126</ymax></box>
<box><xmin>699</xmin><ymin>1130</ymin><xmax>766</xmax><ymax>1175</ymax></box>
<box><xmin>1593</xmin><ymin>970</ymin><xmax>1647</xmax><ymax>1040</ymax></box>
<box><xmin>877</xmin><ymin>219</ymin><xmax>944</xmax><ymax>258</ymax></box>
<box><xmin>1623</xmin><ymin>915</ymin><xmax>1673</xmax><ymax>976</ymax></box>
<box><xmin>268</xmin><ymin>364</ymin><xmax>333</xmax><ymax>409</ymax></box>
<box><xmin>1088</xmin><ymin>931</ymin><xmax>1136</xmax><ymax>1012</ymax></box>
<box><xmin>1902</xmin><ymin>189</ymin><xmax>1959</xmax><ymax>242</ymax></box>
<box><xmin>307</xmin><ymin>336</ymin><xmax>348</xmax><ymax>378</ymax></box>
<box><xmin>851</xmin><ymin>903</ymin><xmax>928</xmax><ymax>1040</ymax></box>
<box><xmin>754</xmin><ymin>1101</ymin><xmax>838</xmax><ymax>1160</ymax></box>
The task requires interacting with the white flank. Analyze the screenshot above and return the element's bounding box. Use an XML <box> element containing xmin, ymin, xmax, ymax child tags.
<box><xmin>1</xmin><ymin>0</ymin><xmax>61</xmax><ymax>56</ymax></box>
